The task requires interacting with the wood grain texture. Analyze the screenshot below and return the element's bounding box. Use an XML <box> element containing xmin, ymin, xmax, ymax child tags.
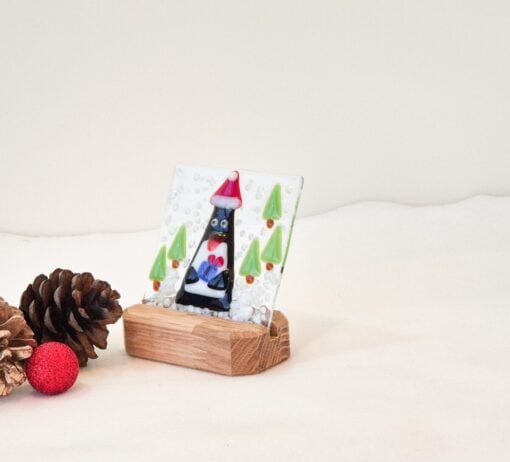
<box><xmin>123</xmin><ymin>304</ymin><xmax>290</xmax><ymax>375</ymax></box>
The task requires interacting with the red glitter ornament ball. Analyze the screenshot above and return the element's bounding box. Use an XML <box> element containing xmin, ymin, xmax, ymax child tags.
<box><xmin>26</xmin><ymin>342</ymin><xmax>80</xmax><ymax>395</ymax></box>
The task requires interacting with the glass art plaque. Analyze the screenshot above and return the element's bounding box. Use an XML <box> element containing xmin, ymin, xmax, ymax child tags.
<box><xmin>143</xmin><ymin>165</ymin><xmax>303</xmax><ymax>326</ymax></box>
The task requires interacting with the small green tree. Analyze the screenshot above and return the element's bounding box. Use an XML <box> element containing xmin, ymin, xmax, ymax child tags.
<box><xmin>168</xmin><ymin>225</ymin><xmax>187</xmax><ymax>268</ymax></box>
<box><xmin>261</xmin><ymin>225</ymin><xmax>283</xmax><ymax>270</ymax></box>
<box><xmin>149</xmin><ymin>245</ymin><xmax>167</xmax><ymax>290</ymax></box>
<box><xmin>240</xmin><ymin>239</ymin><xmax>261</xmax><ymax>284</ymax></box>
<box><xmin>262</xmin><ymin>183</ymin><xmax>282</xmax><ymax>228</ymax></box>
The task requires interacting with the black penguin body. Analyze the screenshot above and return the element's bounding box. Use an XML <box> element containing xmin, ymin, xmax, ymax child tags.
<box><xmin>176</xmin><ymin>207</ymin><xmax>235</xmax><ymax>311</ymax></box>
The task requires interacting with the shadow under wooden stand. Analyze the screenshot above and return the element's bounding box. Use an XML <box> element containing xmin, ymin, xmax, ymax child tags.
<box><xmin>123</xmin><ymin>304</ymin><xmax>290</xmax><ymax>376</ymax></box>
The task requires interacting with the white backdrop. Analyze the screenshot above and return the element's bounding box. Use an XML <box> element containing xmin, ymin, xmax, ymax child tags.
<box><xmin>1</xmin><ymin>1</ymin><xmax>509</xmax><ymax>236</ymax></box>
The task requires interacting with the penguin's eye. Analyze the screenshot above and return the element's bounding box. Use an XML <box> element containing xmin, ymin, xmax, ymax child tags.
<box><xmin>211</xmin><ymin>218</ymin><xmax>219</xmax><ymax>226</ymax></box>
<box><xmin>220</xmin><ymin>219</ymin><xmax>228</xmax><ymax>229</ymax></box>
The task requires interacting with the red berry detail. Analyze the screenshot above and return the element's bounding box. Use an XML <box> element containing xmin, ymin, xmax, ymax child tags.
<box><xmin>267</xmin><ymin>219</ymin><xmax>274</xmax><ymax>229</ymax></box>
<box><xmin>26</xmin><ymin>342</ymin><xmax>80</xmax><ymax>395</ymax></box>
<box><xmin>266</xmin><ymin>262</ymin><xmax>274</xmax><ymax>271</ymax></box>
<box><xmin>246</xmin><ymin>275</ymin><xmax>254</xmax><ymax>284</ymax></box>
<box><xmin>172</xmin><ymin>260</ymin><xmax>180</xmax><ymax>269</ymax></box>
<box><xmin>153</xmin><ymin>280</ymin><xmax>161</xmax><ymax>291</ymax></box>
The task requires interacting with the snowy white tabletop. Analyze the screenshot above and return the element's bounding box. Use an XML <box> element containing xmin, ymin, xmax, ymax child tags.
<box><xmin>2</xmin><ymin>196</ymin><xmax>509</xmax><ymax>462</ymax></box>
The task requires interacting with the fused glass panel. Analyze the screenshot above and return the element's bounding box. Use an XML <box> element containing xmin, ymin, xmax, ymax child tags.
<box><xmin>143</xmin><ymin>165</ymin><xmax>303</xmax><ymax>327</ymax></box>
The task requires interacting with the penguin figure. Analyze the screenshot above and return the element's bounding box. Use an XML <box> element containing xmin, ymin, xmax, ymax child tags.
<box><xmin>176</xmin><ymin>171</ymin><xmax>242</xmax><ymax>312</ymax></box>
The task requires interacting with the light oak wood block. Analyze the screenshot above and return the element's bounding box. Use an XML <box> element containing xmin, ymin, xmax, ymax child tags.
<box><xmin>123</xmin><ymin>304</ymin><xmax>290</xmax><ymax>375</ymax></box>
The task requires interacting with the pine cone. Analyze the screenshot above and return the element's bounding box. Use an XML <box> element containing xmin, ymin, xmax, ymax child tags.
<box><xmin>0</xmin><ymin>298</ymin><xmax>36</xmax><ymax>396</ymax></box>
<box><xmin>20</xmin><ymin>269</ymin><xmax>122</xmax><ymax>367</ymax></box>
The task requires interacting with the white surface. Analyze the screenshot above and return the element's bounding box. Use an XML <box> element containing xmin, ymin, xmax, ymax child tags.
<box><xmin>2</xmin><ymin>196</ymin><xmax>509</xmax><ymax>461</ymax></box>
<box><xmin>2</xmin><ymin>1</ymin><xmax>510</xmax><ymax>235</ymax></box>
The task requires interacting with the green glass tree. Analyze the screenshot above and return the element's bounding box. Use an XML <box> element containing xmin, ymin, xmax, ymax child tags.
<box><xmin>167</xmin><ymin>225</ymin><xmax>187</xmax><ymax>268</ymax></box>
<box><xmin>261</xmin><ymin>225</ymin><xmax>283</xmax><ymax>271</ymax></box>
<box><xmin>239</xmin><ymin>239</ymin><xmax>261</xmax><ymax>284</ymax></box>
<box><xmin>262</xmin><ymin>183</ymin><xmax>282</xmax><ymax>228</ymax></box>
<box><xmin>149</xmin><ymin>245</ymin><xmax>167</xmax><ymax>291</ymax></box>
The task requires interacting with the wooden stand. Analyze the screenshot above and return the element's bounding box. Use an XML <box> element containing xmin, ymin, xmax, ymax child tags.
<box><xmin>123</xmin><ymin>304</ymin><xmax>290</xmax><ymax>375</ymax></box>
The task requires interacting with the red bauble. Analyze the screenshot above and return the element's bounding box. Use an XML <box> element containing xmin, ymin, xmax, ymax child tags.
<box><xmin>26</xmin><ymin>342</ymin><xmax>80</xmax><ymax>395</ymax></box>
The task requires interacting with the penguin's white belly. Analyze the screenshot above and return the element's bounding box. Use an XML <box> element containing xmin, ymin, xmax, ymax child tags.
<box><xmin>185</xmin><ymin>241</ymin><xmax>228</xmax><ymax>298</ymax></box>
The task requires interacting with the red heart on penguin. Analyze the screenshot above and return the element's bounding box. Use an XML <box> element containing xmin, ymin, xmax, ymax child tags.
<box><xmin>207</xmin><ymin>255</ymin><xmax>224</xmax><ymax>267</ymax></box>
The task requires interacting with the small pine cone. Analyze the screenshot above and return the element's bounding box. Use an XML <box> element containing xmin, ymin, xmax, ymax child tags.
<box><xmin>0</xmin><ymin>298</ymin><xmax>36</xmax><ymax>397</ymax></box>
<box><xmin>20</xmin><ymin>269</ymin><xmax>123</xmax><ymax>367</ymax></box>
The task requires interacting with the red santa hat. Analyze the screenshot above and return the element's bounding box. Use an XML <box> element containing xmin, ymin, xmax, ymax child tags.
<box><xmin>210</xmin><ymin>170</ymin><xmax>242</xmax><ymax>209</ymax></box>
